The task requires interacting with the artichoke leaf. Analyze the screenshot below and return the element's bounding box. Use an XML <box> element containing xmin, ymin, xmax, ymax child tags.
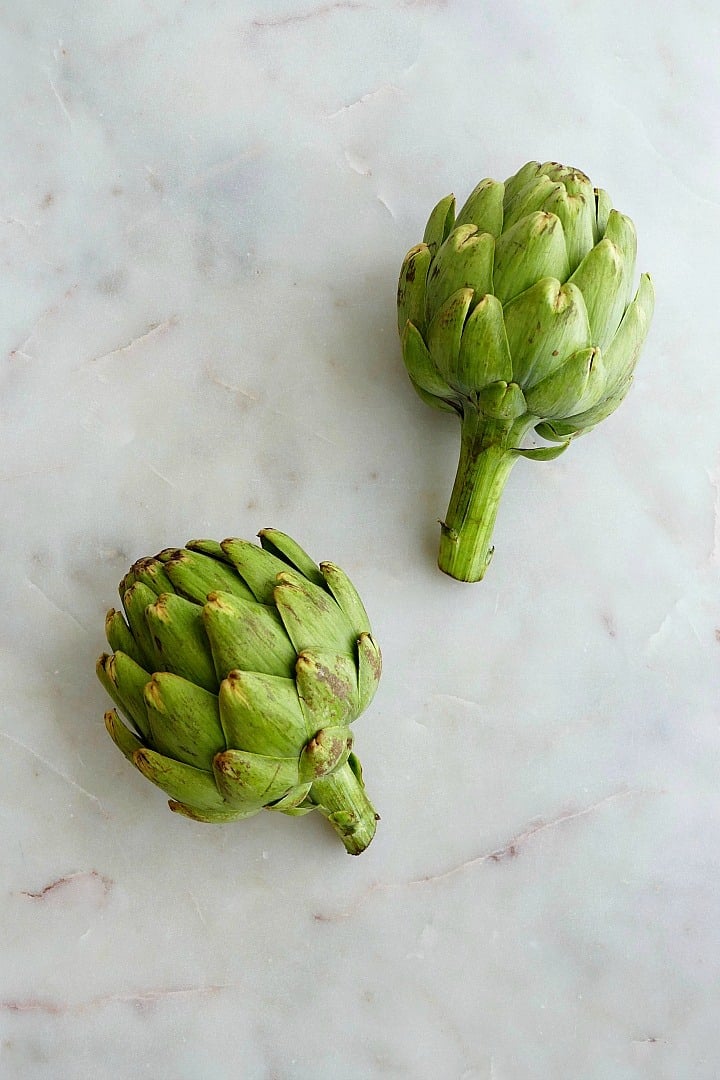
<box><xmin>502</xmin><ymin>161</ymin><xmax>542</xmax><ymax>208</ymax></box>
<box><xmin>295</xmin><ymin>649</ymin><xmax>359</xmax><ymax>730</ymax></box>
<box><xmin>401</xmin><ymin>321</ymin><xmax>453</xmax><ymax>399</ymax></box>
<box><xmin>144</xmin><ymin>672</ymin><xmax>224</xmax><ymax>770</ymax></box>
<box><xmin>493</xmin><ymin>211</ymin><xmax>570</xmax><ymax>304</ymax></box>
<box><xmin>257</xmin><ymin>529</ymin><xmax>325</xmax><ymax>588</ymax></box>
<box><xmin>218</xmin><ymin>670</ymin><xmax>308</xmax><ymax>755</ymax></box>
<box><xmin>455</xmin><ymin>177</ymin><xmax>504</xmax><ymax>236</ymax></box>
<box><xmin>298</xmin><ymin>726</ymin><xmax>353</xmax><ymax>784</ymax></box>
<box><xmin>221</xmin><ymin>537</ymin><xmax>290</xmax><ymax>605</ymax></box>
<box><xmin>273</xmin><ymin>571</ymin><xmax>357</xmax><ymax>656</ymax></box>
<box><xmin>319</xmin><ymin>562</ymin><xmax>372</xmax><ymax>638</ymax></box>
<box><xmin>105</xmin><ymin>608</ymin><xmax>145</xmax><ymax>667</ymax></box>
<box><xmin>593</xmin><ymin>187</ymin><xmax>612</xmax><ymax>242</ymax></box>
<box><xmin>168</xmin><ymin>800</ymin><xmax>253</xmax><ymax>822</ymax></box>
<box><xmin>163</xmin><ymin>548</ymin><xmax>254</xmax><ymax>604</ymax></box>
<box><xmin>104</xmin><ymin>709</ymin><xmax>144</xmax><ymax>762</ymax></box>
<box><xmin>357</xmin><ymin>632</ymin><xmax>382</xmax><ymax>713</ymax></box>
<box><xmin>422</xmin><ymin>193</ymin><xmax>456</xmax><ymax>255</ymax></box>
<box><xmin>145</xmin><ymin>592</ymin><xmax>218</xmax><ymax>692</ymax></box>
<box><xmin>456</xmin><ymin>293</ymin><xmax>512</xmax><ymax>392</ymax></box>
<box><xmin>502</xmin><ymin>175</ymin><xmax>564</xmax><ymax>232</ymax></box>
<box><xmin>97</xmin><ymin>651</ymin><xmax>152</xmax><ymax>740</ymax></box>
<box><xmin>601</xmin><ymin>273</ymin><xmax>654</xmax><ymax>394</ymax></box>
<box><xmin>121</xmin><ymin>581</ymin><xmax>163</xmax><ymax>671</ymax></box>
<box><xmin>212</xmin><ymin>750</ymin><xmax>298</xmax><ymax>809</ymax></box>
<box><xmin>524</xmin><ymin>346</ymin><xmax>606</xmax><ymax>419</ymax></box>
<box><xmin>426</xmin><ymin>287</ymin><xmax>474</xmax><ymax>383</ymax></box>
<box><xmin>128</xmin><ymin>557</ymin><xmax>175</xmax><ymax>598</ymax></box>
<box><xmin>202</xmin><ymin>591</ymin><xmax>297</xmax><ymax>681</ymax></box>
<box><xmin>397</xmin><ymin>243</ymin><xmax>431</xmax><ymax>335</ymax></box>
<box><xmin>133</xmin><ymin>747</ymin><xmax>228</xmax><ymax>810</ymax></box>
<box><xmin>503</xmin><ymin>278</ymin><xmax>592</xmax><ymax>387</ymax></box>
<box><xmin>425</xmin><ymin>226</ymin><xmax>494</xmax><ymax>323</ymax></box>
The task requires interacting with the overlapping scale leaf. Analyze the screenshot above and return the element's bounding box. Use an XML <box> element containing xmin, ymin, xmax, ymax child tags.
<box><xmin>295</xmin><ymin>649</ymin><xmax>359</xmax><ymax>729</ymax></box>
<box><xmin>424</xmin><ymin>225</ymin><xmax>494</xmax><ymax>321</ymax></box>
<box><xmin>401</xmin><ymin>322</ymin><xmax>453</xmax><ymax>399</ymax></box>
<box><xmin>524</xmin><ymin>346</ymin><xmax>606</xmax><ymax>419</ymax></box>
<box><xmin>397</xmin><ymin>243</ymin><xmax>431</xmax><ymax>334</ymax></box>
<box><xmin>104</xmin><ymin>709</ymin><xmax>143</xmax><ymax>762</ymax></box>
<box><xmin>257</xmin><ymin>529</ymin><xmax>325</xmax><ymax>589</ymax></box>
<box><xmin>221</xmin><ymin>537</ymin><xmax>290</xmax><ymax>605</ymax></box>
<box><xmin>145</xmin><ymin>592</ymin><xmax>218</xmax><ymax>692</ymax></box>
<box><xmin>105</xmin><ymin>608</ymin><xmax>144</xmax><ymax>667</ymax></box>
<box><xmin>162</xmin><ymin>548</ymin><xmax>254</xmax><ymax>604</ymax></box>
<box><xmin>133</xmin><ymin>747</ymin><xmax>228</xmax><ymax>811</ymax></box>
<box><xmin>212</xmin><ymin>750</ymin><xmax>298</xmax><ymax>810</ymax></box>
<box><xmin>422</xmin><ymin>193</ymin><xmax>456</xmax><ymax>255</ymax></box>
<box><xmin>502</xmin><ymin>161</ymin><xmax>542</xmax><ymax>207</ymax></box>
<box><xmin>455</xmin><ymin>178</ymin><xmax>504</xmax><ymax>235</ymax></box>
<box><xmin>201</xmin><ymin>591</ymin><xmax>296</xmax><ymax>681</ymax></box>
<box><xmin>121</xmin><ymin>582</ymin><xmax>162</xmax><ymax>671</ymax></box>
<box><xmin>426</xmin><ymin>287</ymin><xmax>474</xmax><ymax>383</ymax></box>
<box><xmin>357</xmin><ymin>633</ymin><xmax>382</xmax><ymax>712</ymax></box>
<box><xmin>456</xmin><ymin>294</ymin><xmax>512</xmax><ymax>392</ymax></box>
<box><xmin>218</xmin><ymin>670</ymin><xmax>309</xmax><ymax>755</ymax></box>
<box><xmin>542</xmin><ymin>184</ymin><xmax>595</xmax><ymax>274</ymax></box>
<box><xmin>273</xmin><ymin>571</ymin><xmax>357</xmax><ymax>656</ymax></box>
<box><xmin>503</xmin><ymin>278</ymin><xmax>592</xmax><ymax>387</ymax></box>
<box><xmin>601</xmin><ymin>272</ymin><xmax>654</xmax><ymax>393</ymax></box>
<box><xmin>144</xmin><ymin>672</ymin><xmax>224</xmax><ymax>770</ymax></box>
<box><xmin>320</xmin><ymin>562</ymin><xmax>371</xmax><ymax>638</ymax></box>
<box><xmin>96</xmin><ymin>651</ymin><xmax>152</xmax><ymax>740</ymax></box>
<box><xmin>568</xmin><ymin>211</ymin><xmax>636</xmax><ymax>348</ymax></box>
<box><xmin>502</xmin><ymin>175</ymin><xmax>564</xmax><ymax>232</ymax></box>
<box><xmin>493</xmin><ymin>211</ymin><xmax>569</xmax><ymax>304</ymax></box>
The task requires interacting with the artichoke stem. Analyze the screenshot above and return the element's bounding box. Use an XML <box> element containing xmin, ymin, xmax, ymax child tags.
<box><xmin>438</xmin><ymin>408</ymin><xmax>534</xmax><ymax>582</ymax></box>
<box><xmin>310</xmin><ymin>758</ymin><xmax>378</xmax><ymax>855</ymax></box>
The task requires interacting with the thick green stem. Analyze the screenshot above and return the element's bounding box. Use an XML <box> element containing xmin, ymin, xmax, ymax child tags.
<box><xmin>309</xmin><ymin>755</ymin><xmax>378</xmax><ymax>855</ymax></box>
<box><xmin>438</xmin><ymin>409</ymin><xmax>534</xmax><ymax>582</ymax></box>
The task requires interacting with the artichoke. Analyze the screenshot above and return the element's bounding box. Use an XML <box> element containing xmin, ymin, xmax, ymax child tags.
<box><xmin>397</xmin><ymin>160</ymin><xmax>655</xmax><ymax>581</ymax></box>
<box><xmin>97</xmin><ymin>529</ymin><xmax>381</xmax><ymax>855</ymax></box>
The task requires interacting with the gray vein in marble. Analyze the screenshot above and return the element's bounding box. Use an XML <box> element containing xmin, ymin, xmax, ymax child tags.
<box><xmin>85</xmin><ymin>317</ymin><xmax>179</xmax><ymax>367</ymax></box>
<box><xmin>9</xmin><ymin>285</ymin><xmax>79</xmax><ymax>361</ymax></box>
<box><xmin>0</xmin><ymin>731</ymin><xmax>106</xmax><ymax>815</ymax></box>
<box><xmin>1</xmin><ymin>985</ymin><xmax>231</xmax><ymax>1016</ymax></box>
<box><xmin>252</xmin><ymin>2</ymin><xmax>370</xmax><ymax>30</ymax></box>
<box><xmin>315</xmin><ymin>789</ymin><xmax>652</xmax><ymax>922</ymax></box>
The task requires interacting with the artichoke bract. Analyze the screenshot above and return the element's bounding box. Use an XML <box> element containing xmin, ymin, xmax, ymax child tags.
<box><xmin>397</xmin><ymin>160</ymin><xmax>655</xmax><ymax>581</ymax></box>
<box><xmin>97</xmin><ymin>530</ymin><xmax>381</xmax><ymax>855</ymax></box>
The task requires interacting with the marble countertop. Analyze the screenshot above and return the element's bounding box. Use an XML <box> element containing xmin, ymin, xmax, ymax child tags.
<box><xmin>2</xmin><ymin>2</ymin><xmax>719</xmax><ymax>1077</ymax></box>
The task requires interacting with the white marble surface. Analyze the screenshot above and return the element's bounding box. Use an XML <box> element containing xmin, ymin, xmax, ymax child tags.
<box><xmin>2</xmin><ymin>1</ymin><xmax>719</xmax><ymax>1077</ymax></box>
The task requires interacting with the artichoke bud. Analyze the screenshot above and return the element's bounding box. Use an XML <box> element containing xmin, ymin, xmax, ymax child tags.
<box><xmin>477</xmin><ymin>381</ymin><xmax>527</xmax><ymax>420</ymax></box>
<box><xmin>422</xmin><ymin>192</ymin><xmax>456</xmax><ymax>254</ymax></box>
<box><xmin>398</xmin><ymin>160</ymin><xmax>654</xmax><ymax>580</ymax></box>
<box><xmin>426</xmin><ymin>287</ymin><xmax>474</xmax><ymax>382</ymax></box>
<box><xmin>424</xmin><ymin>225</ymin><xmax>494</xmax><ymax>320</ymax></box>
<box><xmin>298</xmin><ymin>726</ymin><xmax>353</xmax><ymax>783</ymax></box>
<box><xmin>97</xmin><ymin>531</ymin><xmax>381</xmax><ymax>853</ymax></box>
<box><xmin>454</xmin><ymin>177</ymin><xmax>504</xmax><ymax>235</ymax></box>
<box><xmin>525</xmin><ymin>346</ymin><xmax>605</xmax><ymax>419</ymax></box>
<box><xmin>397</xmin><ymin>244</ymin><xmax>431</xmax><ymax>335</ymax></box>
<box><xmin>401</xmin><ymin>321</ymin><xmax>453</xmax><ymax>399</ymax></box>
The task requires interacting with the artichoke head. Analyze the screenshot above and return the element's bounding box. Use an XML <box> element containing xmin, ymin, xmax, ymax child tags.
<box><xmin>397</xmin><ymin>161</ymin><xmax>654</xmax><ymax>580</ymax></box>
<box><xmin>98</xmin><ymin>530</ymin><xmax>381</xmax><ymax>854</ymax></box>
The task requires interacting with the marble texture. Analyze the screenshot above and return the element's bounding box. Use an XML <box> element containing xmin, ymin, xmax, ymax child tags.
<box><xmin>1</xmin><ymin>1</ymin><xmax>719</xmax><ymax>1077</ymax></box>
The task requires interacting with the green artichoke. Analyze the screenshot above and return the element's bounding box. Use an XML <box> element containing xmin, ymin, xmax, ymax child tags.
<box><xmin>397</xmin><ymin>160</ymin><xmax>655</xmax><ymax>581</ymax></box>
<box><xmin>97</xmin><ymin>529</ymin><xmax>381</xmax><ymax>855</ymax></box>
